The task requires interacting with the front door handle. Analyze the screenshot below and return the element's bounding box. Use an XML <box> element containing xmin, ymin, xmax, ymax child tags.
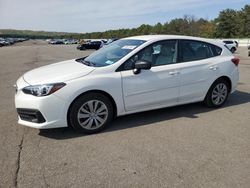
<box><xmin>169</xmin><ymin>71</ymin><xmax>180</xmax><ymax>75</ymax></box>
<box><xmin>209</xmin><ymin>66</ymin><xmax>218</xmax><ymax>71</ymax></box>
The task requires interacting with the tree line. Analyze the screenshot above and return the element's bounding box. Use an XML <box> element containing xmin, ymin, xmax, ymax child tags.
<box><xmin>0</xmin><ymin>4</ymin><xmax>249</xmax><ymax>39</ymax></box>
<box><xmin>83</xmin><ymin>4</ymin><xmax>250</xmax><ymax>39</ymax></box>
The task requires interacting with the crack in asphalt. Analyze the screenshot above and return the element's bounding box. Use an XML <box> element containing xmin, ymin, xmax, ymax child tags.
<box><xmin>14</xmin><ymin>134</ymin><xmax>24</xmax><ymax>188</ymax></box>
<box><xmin>42</xmin><ymin>172</ymin><xmax>50</xmax><ymax>188</ymax></box>
<box><xmin>12</xmin><ymin>46</ymin><xmax>38</xmax><ymax>188</ymax></box>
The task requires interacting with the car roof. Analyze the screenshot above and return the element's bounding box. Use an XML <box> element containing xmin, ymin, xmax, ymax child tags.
<box><xmin>125</xmin><ymin>35</ymin><xmax>211</xmax><ymax>41</ymax></box>
<box><xmin>124</xmin><ymin>35</ymin><xmax>224</xmax><ymax>47</ymax></box>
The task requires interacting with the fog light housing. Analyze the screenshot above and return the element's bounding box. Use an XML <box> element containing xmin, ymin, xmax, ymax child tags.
<box><xmin>17</xmin><ymin>108</ymin><xmax>46</xmax><ymax>123</ymax></box>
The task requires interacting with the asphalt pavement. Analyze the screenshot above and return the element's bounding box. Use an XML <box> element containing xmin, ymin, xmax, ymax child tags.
<box><xmin>0</xmin><ymin>40</ymin><xmax>249</xmax><ymax>188</ymax></box>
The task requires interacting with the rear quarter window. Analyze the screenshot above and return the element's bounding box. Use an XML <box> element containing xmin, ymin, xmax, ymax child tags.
<box><xmin>209</xmin><ymin>44</ymin><xmax>222</xmax><ymax>56</ymax></box>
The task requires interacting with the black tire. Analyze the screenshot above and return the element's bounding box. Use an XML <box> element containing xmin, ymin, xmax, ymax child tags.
<box><xmin>204</xmin><ymin>78</ymin><xmax>230</xmax><ymax>108</ymax></box>
<box><xmin>231</xmin><ymin>47</ymin><xmax>236</xmax><ymax>53</ymax></box>
<box><xmin>80</xmin><ymin>46</ymin><xmax>86</xmax><ymax>50</ymax></box>
<box><xmin>68</xmin><ymin>93</ymin><xmax>114</xmax><ymax>134</ymax></box>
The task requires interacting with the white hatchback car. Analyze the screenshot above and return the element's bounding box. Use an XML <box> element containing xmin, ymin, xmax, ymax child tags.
<box><xmin>222</xmin><ymin>40</ymin><xmax>237</xmax><ymax>53</ymax></box>
<box><xmin>15</xmin><ymin>35</ymin><xmax>239</xmax><ymax>133</ymax></box>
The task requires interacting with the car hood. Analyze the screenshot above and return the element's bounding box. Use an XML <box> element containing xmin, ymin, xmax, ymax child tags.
<box><xmin>23</xmin><ymin>59</ymin><xmax>95</xmax><ymax>85</ymax></box>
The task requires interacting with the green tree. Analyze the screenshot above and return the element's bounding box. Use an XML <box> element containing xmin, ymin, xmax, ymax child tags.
<box><xmin>137</xmin><ymin>24</ymin><xmax>152</xmax><ymax>35</ymax></box>
<box><xmin>152</xmin><ymin>22</ymin><xmax>163</xmax><ymax>34</ymax></box>
<box><xmin>239</xmin><ymin>5</ymin><xmax>250</xmax><ymax>37</ymax></box>
<box><xmin>168</xmin><ymin>18</ymin><xmax>187</xmax><ymax>35</ymax></box>
<box><xmin>199</xmin><ymin>21</ymin><xmax>215</xmax><ymax>38</ymax></box>
<box><xmin>214</xmin><ymin>9</ymin><xmax>241</xmax><ymax>38</ymax></box>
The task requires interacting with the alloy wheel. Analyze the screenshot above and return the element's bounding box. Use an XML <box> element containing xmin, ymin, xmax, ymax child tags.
<box><xmin>211</xmin><ymin>83</ymin><xmax>228</xmax><ymax>105</ymax></box>
<box><xmin>77</xmin><ymin>100</ymin><xmax>108</xmax><ymax>130</ymax></box>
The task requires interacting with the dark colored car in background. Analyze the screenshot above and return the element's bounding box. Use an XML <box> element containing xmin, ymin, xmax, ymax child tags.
<box><xmin>77</xmin><ymin>41</ymin><xmax>102</xmax><ymax>50</ymax></box>
<box><xmin>49</xmin><ymin>39</ymin><xmax>64</xmax><ymax>45</ymax></box>
<box><xmin>234</xmin><ymin>41</ymin><xmax>239</xmax><ymax>47</ymax></box>
<box><xmin>0</xmin><ymin>37</ymin><xmax>28</xmax><ymax>47</ymax></box>
<box><xmin>248</xmin><ymin>44</ymin><xmax>250</xmax><ymax>56</ymax></box>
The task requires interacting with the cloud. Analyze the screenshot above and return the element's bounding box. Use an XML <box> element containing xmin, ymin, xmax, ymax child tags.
<box><xmin>0</xmin><ymin>0</ymin><xmax>248</xmax><ymax>32</ymax></box>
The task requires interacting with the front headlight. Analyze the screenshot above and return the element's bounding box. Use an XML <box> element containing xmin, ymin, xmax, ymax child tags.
<box><xmin>22</xmin><ymin>83</ymin><xmax>66</xmax><ymax>97</ymax></box>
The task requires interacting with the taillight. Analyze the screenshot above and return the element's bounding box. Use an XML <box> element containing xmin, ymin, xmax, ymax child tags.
<box><xmin>231</xmin><ymin>57</ymin><xmax>240</xmax><ymax>66</ymax></box>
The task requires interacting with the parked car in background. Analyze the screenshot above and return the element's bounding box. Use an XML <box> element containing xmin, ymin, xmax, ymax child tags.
<box><xmin>222</xmin><ymin>40</ymin><xmax>237</xmax><ymax>53</ymax></box>
<box><xmin>104</xmin><ymin>38</ymin><xmax>119</xmax><ymax>46</ymax></box>
<box><xmin>0</xmin><ymin>38</ymin><xmax>10</xmax><ymax>46</ymax></box>
<box><xmin>64</xmin><ymin>39</ymin><xmax>78</xmax><ymax>45</ymax></box>
<box><xmin>15</xmin><ymin>35</ymin><xmax>239</xmax><ymax>134</ymax></box>
<box><xmin>49</xmin><ymin>39</ymin><xmax>64</xmax><ymax>45</ymax></box>
<box><xmin>5</xmin><ymin>38</ymin><xmax>15</xmax><ymax>45</ymax></box>
<box><xmin>234</xmin><ymin>41</ymin><xmax>239</xmax><ymax>47</ymax></box>
<box><xmin>77</xmin><ymin>40</ymin><xmax>102</xmax><ymax>50</ymax></box>
<box><xmin>248</xmin><ymin>44</ymin><xmax>250</xmax><ymax>56</ymax></box>
<box><xmin>0</xmin><ymin>41</ymin><xmax>4</xmax><ymax>47</ymax></box>
<box><xmin>0</xmin><ymin>37</ymin><xmax>28</xmax><ymax>47</ymax></box>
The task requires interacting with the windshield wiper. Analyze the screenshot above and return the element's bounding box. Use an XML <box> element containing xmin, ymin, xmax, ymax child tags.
<box><xmin>76</xmin><ymin>58</ymin><xmax>96</xmax><ymax>67</ymax></box>
<box><xmin>82</xmin><ymin>60</ymin><xmax>96</xmax><ymax>66</ymax></box>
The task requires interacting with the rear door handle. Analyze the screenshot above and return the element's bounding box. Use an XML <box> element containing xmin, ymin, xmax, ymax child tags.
<box><xmin>169</xmin><ymin>71</ymin><xmax>180</xmax><ymax>75</ymax></box>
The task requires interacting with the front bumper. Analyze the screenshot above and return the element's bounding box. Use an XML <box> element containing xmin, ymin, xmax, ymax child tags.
<box><xmin>14</xmin><ymin>77</ymin><xmax>68</xmax><ymax>129</ymax></box>
<box><xmin>17</xmin><ymin>108</ymin><xmax>46</xmax><ymax>123</ymax></box>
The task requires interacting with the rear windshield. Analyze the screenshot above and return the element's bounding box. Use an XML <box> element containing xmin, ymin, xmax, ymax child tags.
<box><xmin>223</xmin><ymin>41</ymin><xmax>234</xmax><ymax>44</ymax></box>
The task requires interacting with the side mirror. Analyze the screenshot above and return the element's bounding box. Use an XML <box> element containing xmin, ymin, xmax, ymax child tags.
<box><xmin>133</xmin><ymin>60</ymin><xmax>151</xmax><ymax>74</ymax></box>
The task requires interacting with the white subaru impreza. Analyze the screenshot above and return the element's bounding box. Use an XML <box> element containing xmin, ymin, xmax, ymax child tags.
<box><xmin>15</xmin><ymin>35</ymin><xmax>239</xmax><ymax>133</ymax></box>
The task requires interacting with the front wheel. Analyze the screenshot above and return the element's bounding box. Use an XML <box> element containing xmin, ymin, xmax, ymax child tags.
<box><xmin>204</xmin><ymin>79</ymin><xmax>230</xmax><ymax>108</ymax></box>
<box><xmin>68</xmin><ymin>93</ymin><xmax>114</xmax><ymax>133</ymax></box>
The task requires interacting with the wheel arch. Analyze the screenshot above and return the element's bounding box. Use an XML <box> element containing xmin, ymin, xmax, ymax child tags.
<box><xmin>205</xmin><ymin>76</ymin><xmax>232</xmax><ymax>98</ymax></box>
<box><xmin>67</xmin><ymin>90</ymin><xmax>118</xmax><ymax>127</ymax></box>
<box><xmin>231</xmin><ymin>46</ymin><xmax>236</xmax><ymax>50</ymax></box>
<box><xmin>217</xmin><ymin>76</ymin><xmax>232</xmax><ymax>92</ymax></box>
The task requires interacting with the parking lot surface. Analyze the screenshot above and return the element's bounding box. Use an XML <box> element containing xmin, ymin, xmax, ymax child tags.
<box><xmin>0</xmin><ymin>40</ymin><xmax>250</xmax><ymax>188</ymax></box>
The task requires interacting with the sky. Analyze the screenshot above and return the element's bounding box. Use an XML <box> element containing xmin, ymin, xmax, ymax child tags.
<box><xmin>0</xmin><ymin>0</ymin><xmax>248</xmax><ymax>33</ymax></box>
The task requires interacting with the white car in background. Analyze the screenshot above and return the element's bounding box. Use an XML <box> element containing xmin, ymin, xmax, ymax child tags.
<box><xmin>64</xmin><ymin>39</ymin><xmax>78</xmax><ymax>45</ymax></box>
<box><xmin>222</xmin><ymin>40</ymin><xmax>237</xmax><ymax>53</ymax></box>
<box><xmin>15</xmin><ymin>35</ymin><xmax>239</xmax><ymax>133</ymax></box>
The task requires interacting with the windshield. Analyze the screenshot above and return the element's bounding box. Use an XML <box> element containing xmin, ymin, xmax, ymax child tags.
<box><xmin>77</xmin><ymin>39</ymin><xmax>146</xmax><ymax>67</ymax></box>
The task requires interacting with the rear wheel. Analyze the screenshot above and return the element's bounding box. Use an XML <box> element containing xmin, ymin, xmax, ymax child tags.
<box><xmin>69</xmin><ymin>93</ymin><xmax>114</xmax><ymax>133</ymax></box>
<box><xmin>204</xmin><ymin>79</ymin><xmax>230</xmax><ymax>108</ymax></box>
<box><xmin>231</xmin><ymin>47</ymin><xmax>236</xmax><ymax>53</ymax></box>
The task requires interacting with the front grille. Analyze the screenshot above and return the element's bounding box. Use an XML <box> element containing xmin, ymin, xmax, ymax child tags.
<box><xmin>17</xmin><ymin>108</ymin><xmax>46</xmax><ymax>123</ymax></box>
